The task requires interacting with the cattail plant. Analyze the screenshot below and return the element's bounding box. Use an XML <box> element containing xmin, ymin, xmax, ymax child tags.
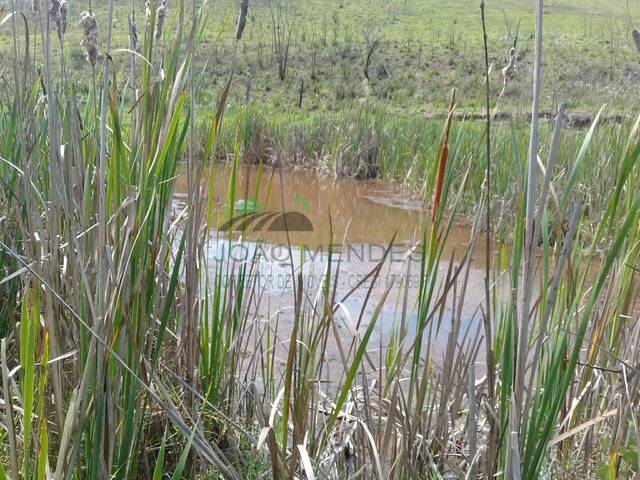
<box><xmin>492</xmin><ymin>31</ymin><xmax>519</xmax><ymax>119</ymax></box>
<box><xmin>49</xmin><ymin>0</ymin><xmax>60</xmax><ymax>19</ymax></box>
<box><xmin>129</xmin><ymin>13</ymin><xmax>138</xmax><ymax>52</ymax></box>
<box><xmin>236</xmin><ymin>0</ymin><xmax>249</xmax><ymax>41</ymax></box>
<box><xmin>502</xmin><ymin>46</ymin><xmax>516</xmax><ymax>87</ymax></box>
<box><xmin>50</xmin><ymin>0</ymin><xmax>69</xmax><ymax>40</ymax></box>
<box><xmin>79</xmin><ymin>11</ymin><xmax>98</xmax><ymax>66</ymax></box>
<box><xmin>2</xmin><ymin>0</ymin><xmax>640</xmax><ymax>478</ymax></box>
<box><xmin>431</xmin><ymin>90</ymin><xmax>455</xmax><ymax>221</ymax></box>
<box><xmin>155</xmin><ymin>0</ymin><xmax>167</xmax><ymax>40</ymax></box>
<box><xmin>58</xmin><ymin>1</ymin><xmax>67</xmax><ymax>36</ymax></box>
<box><xmin>49</xmin><ymin>0</ymin><xmax>64</xmax><ymax>40</ymax></box>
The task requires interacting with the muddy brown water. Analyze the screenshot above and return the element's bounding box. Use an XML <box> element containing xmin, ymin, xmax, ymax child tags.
<box><xmin>174</xmin><ymin>164</ymin><xmax>495</xmax><ymax>380</ymax></box>
<box><xmin>174</xmin><ymin>164</ymin><xmax>490</xmax><ymax>252</ymax></box>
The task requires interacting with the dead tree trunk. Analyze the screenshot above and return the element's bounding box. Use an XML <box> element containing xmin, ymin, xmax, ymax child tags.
<box><xmin>363</xmin><ymin>38</ymin><xmax>379</xmax><ymax>82</ymax></box>
<box><xmin>268</xmin><ymin>0</ymin><xmax>295</xmax><ymax>81</ymax></box>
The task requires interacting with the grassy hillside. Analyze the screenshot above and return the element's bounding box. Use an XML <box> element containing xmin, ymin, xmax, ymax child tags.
<box><xmin>2</xmin><ymin>0</ymin><xmax>639</xmax><ymax>115</ymax></box>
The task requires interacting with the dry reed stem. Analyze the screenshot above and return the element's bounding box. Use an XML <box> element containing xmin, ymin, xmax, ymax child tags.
<box><xmin>502</xmin><ymin>46</ymin><xmax>516</xmax><ymax>87</ymax></box>
<box><xmin>236</xmin><ymin>0</ymin><xmax>249</xmax><ymax>40</ymax></box>
<box><xmin>128</xmin><ymin>13</ymin><xmax>138</xmax><ymax>52</ymax></box>
<box><xmin>517</xmin><ymin>0</ymin><xmax>544</xmax><ymax>435</ymax></box>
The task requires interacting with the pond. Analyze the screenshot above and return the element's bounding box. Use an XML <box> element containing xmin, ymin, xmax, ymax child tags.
<box><xmin>174</xmin><ymin>164</ymin><xmax>495</xmax><ymax>376</ymax></box>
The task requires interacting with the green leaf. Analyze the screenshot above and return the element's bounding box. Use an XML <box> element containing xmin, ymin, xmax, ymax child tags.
<box><xmin>153</xmin><ymin>429</ymin><xmax>168</xmax><ymax>480</ymax></box>
<box><xmin>171</xmin><ymin>424</ymin><xmax>197</xmax><ymax>480</ymax></box>
<box><xmin>20</xmin><ymin>286</ymin><xmax>39</xmax><ymax>479</ymax></box>
<box><xmin>561</xmin><ymin>106</ymin><xmax>604</xmax><ymax>208</ymax></box>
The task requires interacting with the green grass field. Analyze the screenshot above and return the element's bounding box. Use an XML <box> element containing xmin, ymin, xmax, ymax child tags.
<box><xmin>2</xmin><ymin>0</ymin><xmax>639</xmax><ymax>115</ymax></box>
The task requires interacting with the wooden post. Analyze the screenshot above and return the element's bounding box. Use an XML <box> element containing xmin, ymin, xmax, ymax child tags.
<box><xmin>298</xmin><ymin>78</ymin><xmax>304</xmax><ymax>108</ymax></box>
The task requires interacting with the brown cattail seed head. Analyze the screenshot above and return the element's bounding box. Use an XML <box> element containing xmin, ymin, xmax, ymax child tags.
<box><xmin>236</xmin><ymin>0</ymin><xmax>249</xmax><ymax>41</ymax></box>
<box><xmin>155</xmin><ymin>1</ymin><xmax>167</xmax><ymax>40</ymax></box>
<box><xmin>79</xmin><ymin>11</ymin><xmax>99</xmax><ymax>66</ymax></box>
<box><xmin>50</xmin><ymin>0</ymin><xmax>67</xmax><ymax>40</ymax></box>
<box><xmin>49</xmin><ymin>0</ymin><xmax>60</xmax><ymax>19</ymax></box>
<box><xmin>632</xmin><ymin>30</ymin><xmax>640</xmax><ymax>55</ymax></box>
<box><xmin>58</xmin><ymin>1</ymin><xmax>68</xmax><ymax>38</ymax></box>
